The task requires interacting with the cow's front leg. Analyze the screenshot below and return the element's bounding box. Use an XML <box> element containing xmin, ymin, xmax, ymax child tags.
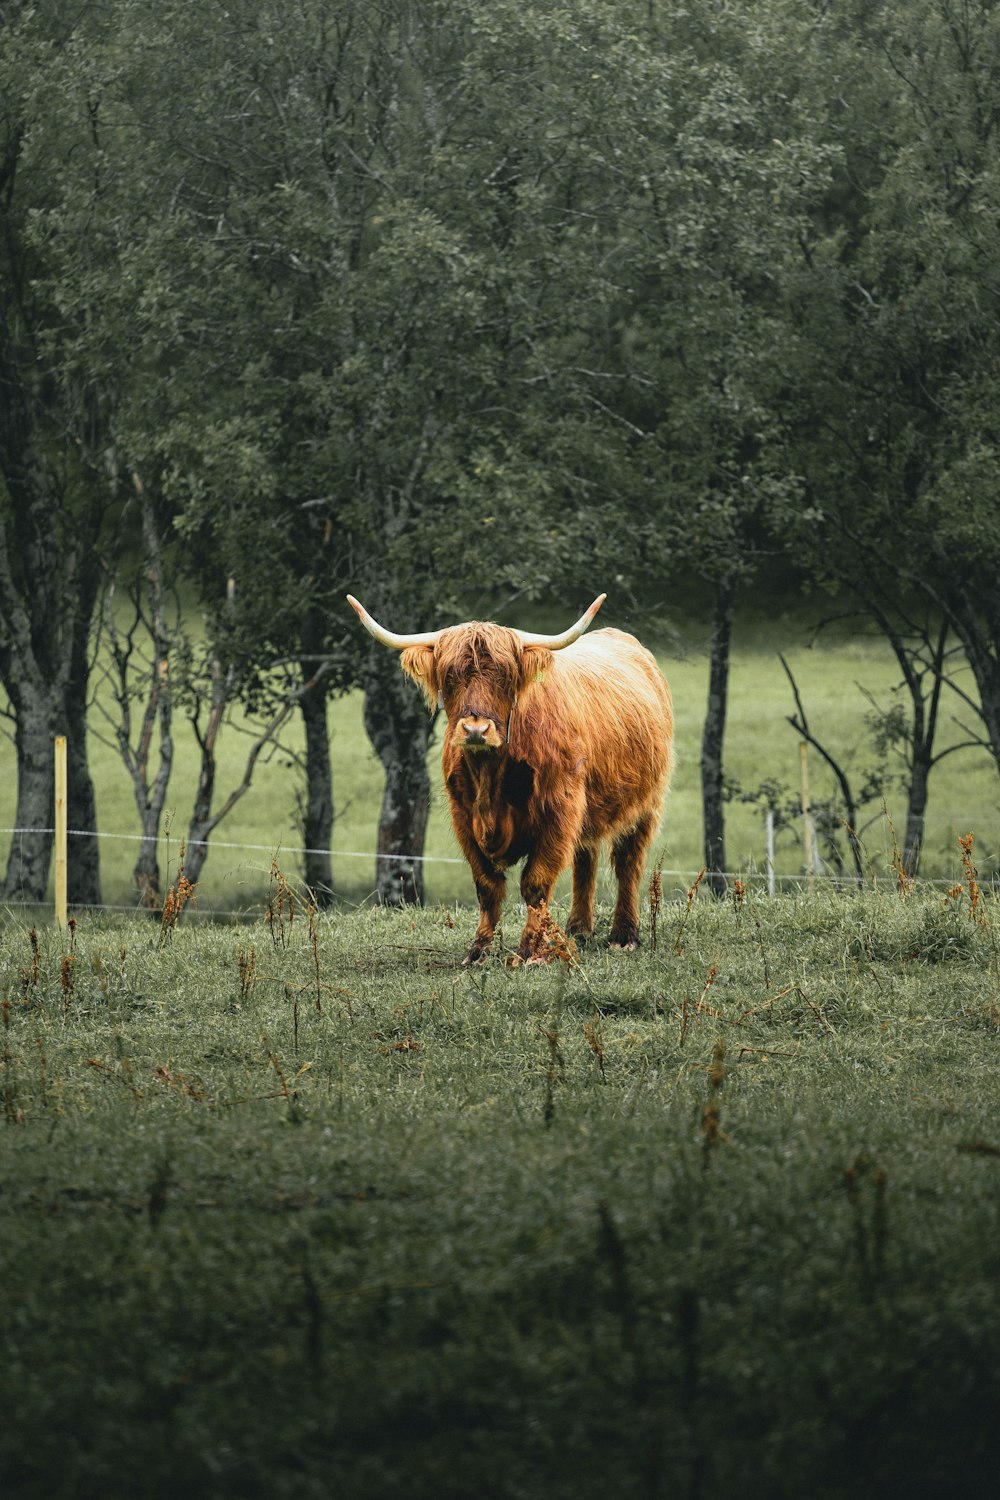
<box><xmin>515</xmin><ymin>875</ymin><xmax>558</xmax><ymax>964</ymax></box>
<box><xmin>465</xmin><ymin>869</ymin><xmax>506</xmax><ymax>964</ymax></box>
<box><xmin>516</xmin><ymin>837</ymin><xmax>575</xmax><ymax>964</ymax></box>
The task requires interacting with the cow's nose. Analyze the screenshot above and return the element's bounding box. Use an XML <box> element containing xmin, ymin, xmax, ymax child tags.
<box><xmin>459</xmin><ymin>716</ymin><xmax>492</xmax><ymax>742</ymax></box>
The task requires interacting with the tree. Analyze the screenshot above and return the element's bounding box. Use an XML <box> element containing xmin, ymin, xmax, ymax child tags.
<box><xmin>93</xmin><ymin>483</ymin><xmax>176</xmax><ymax>905</ymax></box>
<box><xmin>16</xmin><ymin>0</ymin><xmax>999</xmax><ymax>916</ymax></box>
<box><xmin>63</xmin><ymin>0</ymin><xmax>363</xmax><ymax>896</ymax></box>
<box><xmin>105</xmin><ymin>0</ymin><xmax>678</xmax><ymax>904</ymax></box>
<box><xmin>772</xmin><ymin>0</ymin><xmax>1000</xmax><ymax>794</ymax></box>
<box><xmin>849</xmin><ymin>607</ymin><xmax>977</xmax><ymax>874</ymax></box>
<box><xmin>0</xmin><ymin>3</ymin><xmax>128</xmax><ymax>906</ymax></box>
<box><xmin>545</xmin><ymin>0</ymin><xmax>837</xmax><ymax>894</ymax></box>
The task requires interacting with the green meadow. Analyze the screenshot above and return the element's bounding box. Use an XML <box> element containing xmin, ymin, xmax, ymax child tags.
<box><xmin>2</xmin><ymin>884</ymin><xmax>1000</xmax><ymax>1498</ymax></box>
<box><xmin>3</xmin><ymin>606</ymin><xmax>1000</xmax><ymax>1494</ymax></box>
<box><xmin>1</xmin><ymin>605</ymin><xmax>997</xmax><ymax>917</ymax></box>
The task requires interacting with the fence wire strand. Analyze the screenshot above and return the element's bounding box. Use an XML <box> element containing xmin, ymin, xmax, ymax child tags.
<box><xmin>0</xmin><ymin>821</ymin><xmax>985</xmax><ymax>923</ymax></box>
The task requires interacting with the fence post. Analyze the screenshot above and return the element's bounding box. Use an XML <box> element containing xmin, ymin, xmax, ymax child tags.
<box><xmin>54</xmin><ymin>735</ymin><xmax>67</xmax><ymax>928</ymax></box>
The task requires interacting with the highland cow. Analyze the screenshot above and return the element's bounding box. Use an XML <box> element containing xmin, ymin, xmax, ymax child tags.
<box><xmin>348</xmin><ymin>593</ymin><xmax>673</xmax><ymax>964</ymax></box>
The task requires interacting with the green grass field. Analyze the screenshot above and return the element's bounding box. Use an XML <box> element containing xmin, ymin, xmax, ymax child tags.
<box><xmin>3</xmin><ymin>883</ymin><xmax>1000</xmax><ymax>1498</ymax></box>
<box><xmin>2</xmin><ymin>603</ymin><xmax>998</xmax><ymax>916</ymax></box>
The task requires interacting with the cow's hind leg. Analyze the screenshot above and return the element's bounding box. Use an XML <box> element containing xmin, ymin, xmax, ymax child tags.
<box><xmin>608</xmin><ymin>812</ymin><xmax>657</xmax><ymax>950</ymax></box>
<box><xmin>567</xmin><ymin>842</ymin><xmax>599</xmax><ymax>940</ymax></box>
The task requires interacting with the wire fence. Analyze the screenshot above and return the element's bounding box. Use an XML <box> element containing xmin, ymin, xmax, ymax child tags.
<box><xmin>0</xmin><ymin>826</ymin><xmax>467</xmax><ymax>861</ymax></box>
<box><xmin>0</xmin><ymin>820</ymin><xmax>993</xmax><ymax>921</ymax></box>
<box><xmin>0</xmin><ymin>824</ymin><xmax>468</xmax><ymax>918</ymax></box>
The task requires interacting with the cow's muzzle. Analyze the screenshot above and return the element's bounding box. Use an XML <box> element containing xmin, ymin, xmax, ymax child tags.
<box><xmin>454</xmin><ymin>715</ymin><xmax>506</xmax><ymax>752</ymax></box>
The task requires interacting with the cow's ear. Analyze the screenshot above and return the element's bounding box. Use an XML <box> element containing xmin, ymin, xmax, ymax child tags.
<box><xmin>520</xmin><ymin>645</ymin><xmax>553</xmax><ymax>691</ymax></box>
<box><xmin>400</xmin><ymin>645</ymin><xmax>439</xmax><ymax>710</ymax></box>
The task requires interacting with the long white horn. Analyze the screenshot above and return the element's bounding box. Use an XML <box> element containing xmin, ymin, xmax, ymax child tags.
<box><xmin>347</xmin><ymin>595</ymin><xmax>442</xmax><ymax>650</ymax></box>
<box><xmin>515</xmin><ymin>594</ymin><xmax>607</xmax><ymax>650</ymax></box>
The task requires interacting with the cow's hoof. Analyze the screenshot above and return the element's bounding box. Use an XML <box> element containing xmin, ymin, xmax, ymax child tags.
<box><xmin>508</xmin><ymin>948</ymin><xmax>551</xmax><ymax>968</ymax></box>
<box><xmin>608</xmin><ymin>929</ymin><xmax>640</xmax><ymax>951</ymax></box>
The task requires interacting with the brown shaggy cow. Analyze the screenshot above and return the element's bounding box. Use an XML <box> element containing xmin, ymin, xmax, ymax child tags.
<box><xmin>347</xmin><ymin>593</ymin><xmax>673</xmax><ymax>964</ymax></box>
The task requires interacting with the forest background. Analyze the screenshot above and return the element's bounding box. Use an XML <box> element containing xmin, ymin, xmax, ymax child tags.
<box><xmin>3</xmin><ymin>0</ymin><xmax>1000</xmax><ymax>916</ymax></box>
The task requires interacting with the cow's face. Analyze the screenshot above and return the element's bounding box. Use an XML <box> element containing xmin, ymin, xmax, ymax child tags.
<box><xmin>403</xmin><ymin>626</ymin><xmax>552</xmax><ymax>753</ymax></box>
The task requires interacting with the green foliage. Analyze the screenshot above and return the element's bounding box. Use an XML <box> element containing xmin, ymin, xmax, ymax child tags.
<box><xmin>5</xmin><ymin>0</ymin><xmax>1000</xmax><ymax>902</ymax></box>
<box><xmin>3</xmin><ymin>889</ymin><xmax>1000</xmax><ymax>1497</ymax></box>
<box><xmin>769</xmin><ymin>0</ymin><xmax>1000</xmax><ymax>760</ymax></box>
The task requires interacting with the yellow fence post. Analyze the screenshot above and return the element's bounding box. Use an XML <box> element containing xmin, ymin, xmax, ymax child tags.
<box><xmin>54</xmin><ymin>735</ymin><xmax>67</xmax><ymax>928</ymax></box>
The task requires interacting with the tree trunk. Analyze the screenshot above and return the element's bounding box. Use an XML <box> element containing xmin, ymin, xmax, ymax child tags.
<box><xmin>0</xmin><ymin>542</ymin><xmax>103</xmax><ymax>908</ymax></box>
<box><xmin>1</xmin><ymin>673</ymin><xmax>99</xmax><ymax>907</ymax></box>
<box><xmin>300</xmin><ymin>665</ymin><xmax>334</xmax><ymax>905</ymax></box>
<box><xmin>903</xmin><ymin>757</ymin><xmax>929</xmax><ymax>877</ymax></box>
<box><xmin>700</xmin><ymin>572</ymin><xmax>736</xmax><ymax>900</ymax></box>
<box><xmin>3</xmin><ymin>689</ymin><xmax>58</xmax><ymax>905</ymax></box>
<box><xmin>858</xmin><ymin>600</ymin><xmax>950</xmax><ymax>881</ymax></box>
<box><xmin>0</xmin><ymin>113</ymin><xmax>107</xmax><ymax>909</ymax></box>
<box><xmin>65</xmin><ymin>670</ymin><xmax>101</xmax><ymax>907</ymax></box>
<box><xmin>121</xmin><ymin>489</ymin><xmax>175</xmax><ymax>908</ymax></box>
<box><xmin>362</xmin><ymin>648</ymin><xmax>432</xmax><ymax>906</ymax></box>
<box><xmin>183</xmin><ymin>579</ymin><xmax>237</xmax><ymax>889</ymax></box>
<box><xmin>297</xmin><ymin>603</ymin><xmax>334</xmax><ymax>904</ymax></box>
<box><xmin>900</xmin><ymin>620</ymin><xmax>945</xmax><ymax>878</ymax></box>
<box><xmin>184</xmin><ymin>687</ymin><xmax>225</xmax><ymax>889</ymax></box>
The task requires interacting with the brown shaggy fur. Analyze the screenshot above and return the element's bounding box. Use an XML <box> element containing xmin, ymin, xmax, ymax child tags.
<box><xmin>401</xmin><ymin>621</ymin><xmax>673</xmax><ymax>964</ymax></box>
